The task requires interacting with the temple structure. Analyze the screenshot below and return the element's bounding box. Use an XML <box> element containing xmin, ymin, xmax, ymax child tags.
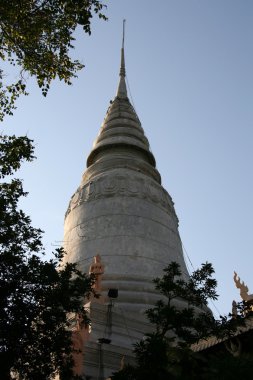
<box><xmin>63</xmin><ymin>29</ymin><xmax>190</xmax><ymax>379</ymax></box>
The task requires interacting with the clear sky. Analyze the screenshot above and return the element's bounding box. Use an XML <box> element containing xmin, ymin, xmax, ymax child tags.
<box><xmin>2</xmin><ymin>0</ymin><xmax>253</xmax><ymax>317</ymax></box>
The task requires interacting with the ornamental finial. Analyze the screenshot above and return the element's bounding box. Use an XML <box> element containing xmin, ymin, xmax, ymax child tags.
<box><xmin>117</xmin><ymin>19</ymin><xmax>127</xmax><ymax>98</ymax></box>
<box><xmin>234</xmin><ymin>271</ymin><xmax>253</xmax><ymax>301</ymax></box>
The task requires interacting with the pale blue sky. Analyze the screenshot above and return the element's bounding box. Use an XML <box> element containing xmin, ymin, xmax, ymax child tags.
<box><xmin>2</xmin><ymin>0</ymin><xmax>253</xmax><ymax>316</ymax></box>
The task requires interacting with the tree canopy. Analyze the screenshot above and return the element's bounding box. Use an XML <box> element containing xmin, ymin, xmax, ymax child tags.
<box><xmin>0</xmin><ymin>134</ymin><xmax>95</xmax><ymax>380</ymax></box>
<box><xmin>112</xmin><ymin>262</ymin><xmax>252</xmax><ymax>380</ymax></box>
<box><xmin>0</xmin><ymin>0</ymin><xmax>107</xmax><ymax>121</ymax></box>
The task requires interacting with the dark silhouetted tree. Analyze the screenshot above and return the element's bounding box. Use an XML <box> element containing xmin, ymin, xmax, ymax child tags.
<box><xmin>0</xmin><ymin>134</ymin><xmax>95</xmax><ymax>380</ymax></box>
<box><xmin>112</xmin><ymin>262</ymin><xmax>250</xmax><ymax>380</ymax></box>
<box><xmin>0</xmin><ymin>0</ymin><xmax>107</xmax><ymax>120</ymax></box>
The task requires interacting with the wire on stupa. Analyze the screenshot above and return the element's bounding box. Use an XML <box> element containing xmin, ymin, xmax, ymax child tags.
<box><xmin>117</xmin><ymin>305</ymin><xmax>135</xmax><ymax>345</ymax></box>
<box><xmin>181</xmin><ymin>239</ymin><xmax>222</xmax><ymax>318</ymax></box>
<box><xmin>126</xmin><ymin>74</ymin><xmax>138</xmax><ymax>113</ymax></box>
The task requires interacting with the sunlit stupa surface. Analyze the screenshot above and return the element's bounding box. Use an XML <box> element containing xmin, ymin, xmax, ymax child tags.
<box><xmin>64</xmin><ymin>30</ymin><xmax>190</xmax><ymax>379</ymax></box>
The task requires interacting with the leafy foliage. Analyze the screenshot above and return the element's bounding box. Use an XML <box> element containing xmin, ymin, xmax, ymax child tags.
<box><xmin>146</xmin><ymin>262</ymin><xmax>218</xmax><ymax>343</ymax></box>
<box><xmin>0</xmin><ymin>134</ymin><xmax>95</xmax><ymax>379</ymax></box>
<box><xmin>112</xmin><ymin>262</ymin><xmax>250</xmax><ymax>380</ymax></box>
<box><xmin>0</xmin><ymin>0</ymin><xmax>107</xmax><ymax>120</ymax></box>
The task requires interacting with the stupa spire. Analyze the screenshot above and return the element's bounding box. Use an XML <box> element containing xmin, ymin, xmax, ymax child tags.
<box><xmin>64</xmin><ymin>24</ymin><xmax>192</xmax><ymax>379</ymax></box>
<box><xmin>116</xmin><ymin>19</ymin><xmax>127</xmax><ymax>98</ymax></box>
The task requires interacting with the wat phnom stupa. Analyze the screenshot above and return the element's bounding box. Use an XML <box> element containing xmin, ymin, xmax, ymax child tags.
<box><xmin>63</xmin><ymin>24</ymin><xmax>191</xmax><ymax>379</ymax></box>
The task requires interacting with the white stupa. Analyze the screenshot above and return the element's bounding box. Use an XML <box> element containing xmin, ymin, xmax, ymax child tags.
<box><xmin>64</xmin><ymin>26</ymin><xmax>190</xmax><ymax>379</ymax></box>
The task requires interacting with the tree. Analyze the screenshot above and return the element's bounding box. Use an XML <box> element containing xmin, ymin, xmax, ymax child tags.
<box><xmin>0</xmin><ymin>134</ymin><xmax>95</xmax><ymax>380</ymax></box>
<box><xmin>112</xmin><ymin>262</ymin><xmax>248</xmax><ymax>380</ymax></box>
<box><xmin>0</xmin><ymin>0</ymin><xmax>107</xmax><ymax>121</ymax></box>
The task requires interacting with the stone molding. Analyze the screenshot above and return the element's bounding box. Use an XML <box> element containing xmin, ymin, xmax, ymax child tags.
<box><xmin>66</xmin><ymin>173</ymin><xmax>177</xmax><ymax>220</ymax></box>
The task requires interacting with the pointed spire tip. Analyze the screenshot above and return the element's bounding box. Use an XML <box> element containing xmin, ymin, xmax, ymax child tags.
<box><xmin>122</xmin><ymin>19</ymin><xmax>126</xmax><ymax>49</ymax></box>
<box><xmin>117</xmin><ymin>19</ymin><xmax>127</xmax><ymax>98</ymax></box>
